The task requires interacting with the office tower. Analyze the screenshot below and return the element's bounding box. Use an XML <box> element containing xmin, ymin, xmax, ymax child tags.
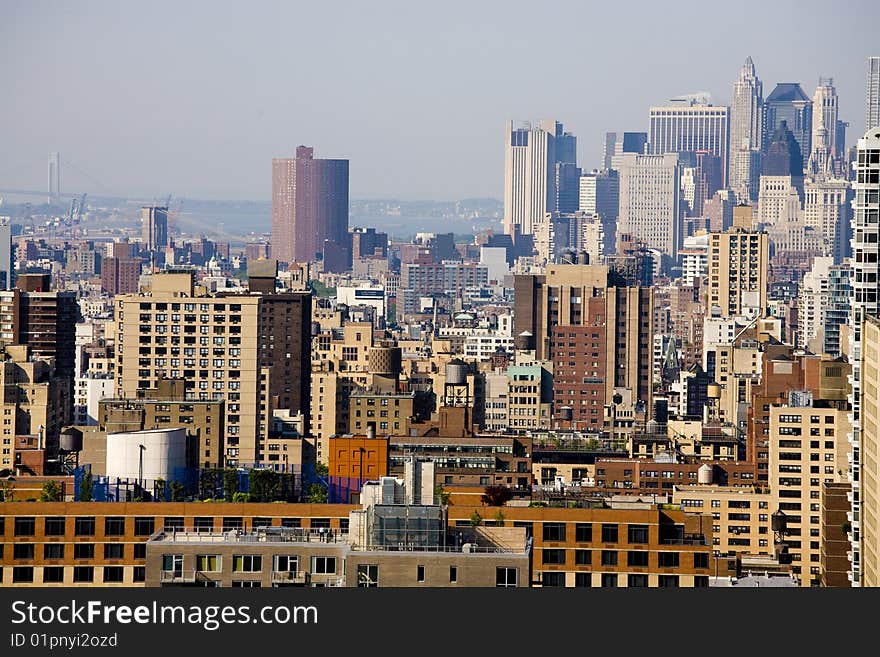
<box><xmin>730</xmin><ymin>57</ymin><xmax>763</xmax><ymax>201</ymax></box>
<box><xmin>682</xmin><ymin>151</ymin><xmax>721</xmax><ymax>217</ymax></box>
<box><xmin>648</xmin><ymin>102</ymin><xmax>729</xmax><ymax>186</ymax></box>
<box><xmin>555</xmin><ymin>163</ymin><xmax>582</xmax><ymax>213</ymax></box>
<box><xmin>617</xmin><ymin>132</ymin><xmax>648</xmax><ymax>158</ymax></box>
<box><xmin>271</xmin><ymin>145</ymin><xmax>349</xmax><ymax>263</ymax></box>
<box><xmin>803</xmin><ymin>177</ymin><xmax>852</xmax><ymax>263</ymax></box>
<box><xmin>824</xmin><ymin>264</ymin><xmax>851</xmax><ymax>357</ymax></box>
<box><xmin>0</xmin><ymin>221</ymin><xmax>11</xmax><ymax>289</ymax></box>
<box><xmin>757</xmin><ymin>121</ymin><xmax>805</xmax><ymax>227</ymax></box>
<box><xmin>350</xmin><ymin>227</ymin><xmax>388</xmax><ymax>259</ymax></box>
<box><xmin>848</xmin><ymin>126</ymin><xmax>880</xmax><ymax>586</ymax></box>
<box><xmin>706</xmin><ymin>227</ymin><xmax>769</xmax><ymax>318</ymax></box>
<box><xmin>579</xmin><ymin>170</ymin><xmax>619</xmax><ymax>255</ymax></box>
<box><xmin>763</xmin><ymin>83</ymin><xmax>812</xmax><ymax>162</ymax></box>
<box><xmin>867</xmin><ymin>56</ymin><xmax>880</xmax><ymax>132</ymax></box>
<box><xmin>503</xmin><ymin>120</ymin><xmax>575</xmax><ymax>235</ymax></box>
<box><xmin>613</xmin><ymin>152</ymin><xmax>682</xmax><ymax>257</ymax></box>
<box><xmin>602</xmin><ymin>132</ymin><xmax>617</xmax><ymax>169</ymax></box>
<box><xmin>47</xmin><ymin>152</ymin><xmax>61</xmax><ymax>203</ymax></box>
<box><xmin>141</xmin><ymin>206</ymin><xmax>169</xmax><ymax>252</ymax></box>
<box><xmin>811</xmin><ymin>78</ymin><xmax>840</xmax><ymax>161</ymax></box>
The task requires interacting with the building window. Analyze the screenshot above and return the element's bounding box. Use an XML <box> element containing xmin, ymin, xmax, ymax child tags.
<box><xmin>541</xmin><ymin>572</ymin><xmax>565</xmax><ymax>587</ymax></box>
<box><xmin>694</xmin><ymin>553</ymin><xmax>709</xmax><ymax>569</ymax></box>
<box><xmin>357</xmin><ymin>564</ymin><xmax>378</xmax><ymax>587</ymax></box>
<box><xmin>73</xmin><ymin>566</ymin><xmax>94</xmax><ymax>583</ymax></box>
<box><xmin>43</xmin><ymin>566</ymin><xmax>64</xmax><ymax>583</ymax></box>
<box><xmin>197</xmin><ymin>555</ymin><xmax>221</xmax><ymax>572</ymax></box>
<box><xmin>574</xmin><ymin>573</ymin><xmax>591</xmax><ymax>588</ymax></box>
<box><xmin>44</xmin><ymin>517</ymin><xmax>66</xmax><ymax>536</ymax></box>
<box><xmin>542</xmin><ymin>549</ymin><xmax>566</xmax><ymax>565</ymax></box>
<box><xmin>575</xmin><ymin>550</ymin><xmax>592</xmax><ymax>565</ymax></box>
<box><xmin>194</xmin><ymin>517</ymin><xmax>215</xmax><ymax>533</ymax></box>
<box><xmin>601</xmin><ymin>524</ymin><xmax>618</xmax><ymax>543</ymax></box>
<box><xmin>44</xmin><ymin>544</ymin><xmax>65</xmax><ymax>560</ymax></box>
<box><xmin>449</xmin><ymin>566</ymin><xmax>458</xmax><ymax>584</ymax></box>
<box><xmin>13</xmin><ymin>544</ymin><xmax>34</xmax><ymax>560</ymax></box>
<box><xmin>542</xmin><ymin>522</ymin><xmax>566</xmax><ymax>542</ymax></box>
<box><xmin>104</xmin><ymin>544</ymin><xmax>125</xmax><ymax>560</ymax></box>
<box><xmin>311</xmin><ymin>557</ymin><xmax>337</xmax><ymax>575</ymax></box>
<box><xmin>658</xmin><ymin>575</ymin><xmax>679</xmax><ymax>588</ymax></box>
<box><xmin>133</xmin><ymin>544</ymin><xmax>146</xmax><ymax>560</ymax></box>
<box><xmin>628</xmin><ymin>525</ymin><xmax>649</xmax><ymax>544</ymax></box>
<box><xmin>575</xmin><ymin>523</ymin><xmax>592</xmax><ymax>542</ymax></box>
<box><xmin>600</xmin><ymin>573</ymin><xmax>618</xmax><ymax>588</ymax></box>
<box><xmin>163</xmin><ymin>517</ymin><xmax>184</xmax><ymax>532</ymax></box>
<box><xmin>601</xmin><ymin>550</ymin><xmax>618</xmax><ymax>566</ymax></box>
<box><xmin>658</xmin><ymin>552</ymin><xmax>680</xmax><ymax>568</ymax></box>
<box><xmin>12</xmin><ymin>567</ymin><xmax>34</xmax><ymax>583</ymax></box>
<box><xmin>105</xmin><ymin>517</ymin><xmax>126</xmax><ymax>536</ymax></box>
<box><xmin>628</xmin><ymin>574</ymin><xmax>649</xmax><ymax>588</ymax></box>
<box><xmin>417</xmin><ymin>565</ymin><xmax>426</xmax><ymax>582</ymax></box>
<box><xmin>133</xmin><ymin>567</ymin><xmax>146</xmax><ymax>583</ymax></box>
<box><xmin>134</xmin><ymin>517</ymin><xmax>155</xmax><ymax>536</ymax></box>
<box><xmin>74</xmin><ymin>544</ymin><xmax>94</xmax><ymax>560</ymax></box>
<box><xmin>233</xmin><ymin>555</ymin><xmax>262</xmax><ymax>573</ymax></box>
<box><xmin>496</xmin><ymin>567</ymin><xmax>518</xmax><ymax>587</ymax></box>
<box><xmin>627</xmin><ymin>551</ymin><xmax>649</xmax><ymax>567</ymax></box>
<box><xmin>103</xmin><ymin>567</ymin><xmax>125</xmax><ymax>583</ymax></box>
<box><xmin>74</xmin><ymin>517</ymin><xmax>96</xmax><ymax>536</ymax></box>
<box><xmin>14</xmin><ymin>517</ymin><xmax>36</xmax><ymax>536</ymax></box>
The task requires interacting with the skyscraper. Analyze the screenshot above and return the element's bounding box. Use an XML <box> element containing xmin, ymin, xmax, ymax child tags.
<box><xmin>763</xmin><ymin>83</ymin><xmax>812</xmax><ymax>163</ymax></box>
<box><xmin>503</xmin><ymin>120</ymin><xmax>576</xmax><ymax>236</ymax></box>
<box><xmin>0</xmin><ymin>221</ymin><xmax>11</xmax><ymax>289</ymax></box>
<box><xmin>579</xmin><ymin>170</ymin><xmax>619</xmax><ymax>255</ymax></box>
<box><xmin>271</xmin><ymin>146</ymin><xmax>349</xmax><ymax>263</ymax></box>
<box><xmin>648</xmin><ymin>102</ymin><xmax>729</xmax><ymax>186</ymax></box>
<box><xmin>867</xmin><ymin>56</ymin><xmax>880</xmax><ymax>132</ymax></box>
<box><xmin>847</xmin><ymin>125</ymin><xmax>880</xmax><ymax>587</ymax></box>
<box><xmin>729</xmin><ymin>57</ymin><xmax>763</xmax><ymax>201</ymax></box>
<box><xmin>757</xmin><ymin>121</ymin><xmax>805</xmax><ymax>227</ymax></box>
<box><xmin>47</xmin><ymin>152</ymin><xmax>61</xmax><ymax>203</ymax></box>
<box><xmin>613</xmin><ymin>152</ymin><xmax>682</xmax><ymax>257</ymax></box>
<box><xmin>141</xmin><ymin>206</ymin><xmax>169</xmax><ymax>252</ymax></box>
<box><xmin>811</xmin><ymin>78</ymin><xmax>840</xmax><ymax>162</ymax></box>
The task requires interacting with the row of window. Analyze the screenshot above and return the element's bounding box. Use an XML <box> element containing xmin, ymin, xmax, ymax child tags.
<box><xmin>540</xmin><ymin>549</ymin><xmax>704</xmax><ymax>569</ymax></box>
<box><xmin>538</xmin><ymin>572</ymin><xmax>698</xmax><ymax>588</ymax></box>
<box><xmin>8</xmin><ymin>543</ymin><xmax>145</xmax><ymax>560</ymax></box>
<box><xmin>10</xmin><ymin>517</ymin><xmax>155</xmax><ymax>537</ymax></box>
<box><xmin>541</xmin><ymin>523</ymin><xmax>650</xmax><ymax>544</ymax></box>
<box><xmin>8</xmin><ymin>566</ymin><xmax>142</xmax><ymax>584</ymax></box>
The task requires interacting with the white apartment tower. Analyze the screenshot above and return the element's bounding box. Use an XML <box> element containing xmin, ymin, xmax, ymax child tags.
<box><xmin>866</xmin><ymin>57</ymin><xmax>880</xmax><ymax>132</ymax></box>
<box><xmin>811</xmin><ymin>79</ymin><xmax>840</xmax><ymax>162</ymax></box>
<box><xmin>613</xmin><ymin>152</ymin><xmax>682</xmax><ymax>256</ymax></box>
<box><xmin>848</xmin><ymin>126</ymin><xmax>880</xmax><ymax>586</ymax></box>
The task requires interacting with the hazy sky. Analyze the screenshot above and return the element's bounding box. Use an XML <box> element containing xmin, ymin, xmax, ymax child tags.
<box><xmin>2</xmin><ymin>0</ymin><xmax>878</xmax><ymax>201</ymax></box>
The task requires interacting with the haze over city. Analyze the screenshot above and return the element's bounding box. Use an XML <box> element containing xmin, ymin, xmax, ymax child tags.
<box><xmin>2</xmin><ymin>0</ymin><xmax>878</xmax><ymax>201</ymax></box>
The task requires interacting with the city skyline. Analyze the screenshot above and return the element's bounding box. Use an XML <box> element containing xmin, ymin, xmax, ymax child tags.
<box><xmin>1</xmin><ymin>1</ymin><xmax>878</xmax><ymax>201</ymax></box>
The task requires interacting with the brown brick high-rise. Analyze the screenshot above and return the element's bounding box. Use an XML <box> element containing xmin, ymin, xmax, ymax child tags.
<box><xmin>271</xmin><ymin>146</ymin><xmax>349</xmax><ymax>264</ymax></box>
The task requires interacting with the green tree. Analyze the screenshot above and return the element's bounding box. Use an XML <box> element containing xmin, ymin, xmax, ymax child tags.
<box><xmin>434</xmin><ymin>484</ymin><xmax>451</xmax><ymax>506</ymax></box>
<box><xmin>39</xmin><ymin>480</ymin><xmax>63</xmax><ymax>502</ymax></box>
<box><xmin>170</xmin><ymin>481</ymin><xmax>186</xmax><ymax>502</ymax></box>
<box><xmin>0</xmin><ymin>479</ymin><xmax>14</xmax><ymax>502</ymax></box>
<box><xmin>307</xmin><ymin>483</ymin><xmax>328</xmax><ymax>504</ymax></box>
<box><xmin>314</xmin><ymin>462</ymin><xmax>329</xmax><ymax>478</ymax></box>
<box><xmin>469</xmin><ymin>511</ymin><xmax>483</xmax><ymax>527</ymax></box>
<box><xmin>223</xmin><ymin>469</ymin><xmax>239</xmax><ymax>501</ymax></box>
<box><xmin>78</xmin><ymin>471</ymin><xmax>93</xmax><ymax>502</ymax></box>
<box><xmin>250</xmin><ymin>469</ymin><xmax>280</xmax><ymax>503</ymax></box>
<box><xmin>232</xmin><ymin>491</ymin><xmax>252</xmax><ymax>503</ymax></box>
<box><xmin>199</xmin><ymin>469</ymin><xmax>218</xmax><ymax>500</ymax></box>
<box><xmin>494</xmin><ymin>509</ymin><xmax>505</xmax><ymax>525</ymax></box>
